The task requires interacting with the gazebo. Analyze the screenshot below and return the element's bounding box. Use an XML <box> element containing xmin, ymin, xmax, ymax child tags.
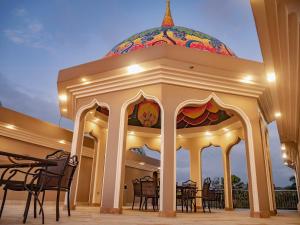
<box><xmin>57</xmin><ymin>0</ymin><xmax>279</xmax><ymax>218</ymax></box>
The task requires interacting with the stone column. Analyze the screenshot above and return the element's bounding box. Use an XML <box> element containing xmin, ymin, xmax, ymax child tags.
<box><xmin>189</xmin><ymin>148</ymin><xmax>202</xmax><ymax>208</ymax></box>
<box><xmin>159</xmin><ymin>106</ymin><xmax>176</xmax><ymax>217</ymax></box>
<box><xmin>223</xmin><ymin>151</ymin><xmax>233</xmax><ymax>210</ymax></box>
<box><xmin>91</xmin><ymin>129</ymin><xmax>107</xmax><ymax>206</ymax></box>
<box><xmin>262</xmin><ymin>130</ymin><xmax>277</xmax><ymax>215</ymax></box>
<box><xmin>68</xmin><ymin>111</ymin><xmax>86</xmax><ymax>209</ymax></box>
<box><xmin>100</xmin><ymin>104</ymin><xmax>126</xmax><ymax>214</ymax></box>
<box><xmin>246</xmin><ymin>117</ymin><xmax>271</xmax><ymax>218</ymax></box>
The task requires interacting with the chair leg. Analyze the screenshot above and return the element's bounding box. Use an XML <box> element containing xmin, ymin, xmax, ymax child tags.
<box><xmin>0</xmin><ymin>189</ymin><xmax>8</xmax><ymax>218</ymax></box>
<box><xmin>39</xmin><ymin>191</ymin><xmax>45</xmax><ymax>215</ymax></box>
<box><xmin>23</xmin><ymin>192</ymin><xmax>32</xmax><ymax>224</ymax></box>
<box><xmin>56</xmin><ymin>190</ymin><xmax>61</xmax><ymax>221</ymax></box>
<box><xmin>132</xmin><ymin>195</ymin><xmax>135</xmax><ymax>210</ymax></box>
<box><xmin>67</xmin><ymin>191</ymin><xmax>71</xmax><ymax>216</ymax></box>
<box><xmin>202</xmin><ymin>199</ymin><xmax>205</xmax><ymax>213</ymax></box>
<box><xmin>139</xmin><ymin>197</ymin><xmax>142</xmax><ymax>210</ymax></box>
<box><xmin>33</xmin><ymin>192</ymin><xmax>37</xmax><ymax>218</ymax></box>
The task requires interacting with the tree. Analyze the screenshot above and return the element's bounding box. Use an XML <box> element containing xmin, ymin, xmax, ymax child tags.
<box><xmin>231</xmin><ymin>174</ymin><xmax>246</xmax><ymax>189</ymax></box>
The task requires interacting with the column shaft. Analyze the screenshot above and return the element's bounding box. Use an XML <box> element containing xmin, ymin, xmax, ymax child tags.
<box><xmin>69</xmin><ymin>114</ymin><xmax>86</xmax><ymax>209</ymax></box>
<box><xmin>223</xmin><ymin>152</ymin><xmax>233</xmax><ymax>210</ymax></box>
<box><xmin>100</xmin><ymin>105</ymin><xmax>125</xmax><ymax>214</ymax></box>
<box><xmin>160</xmin><ymin>107</ymin><xmax>176</xmax><ymax>217</ymax></box>
<box><xmin>246</xmin><ymin>118</ymin><xmax>271</xmax><ymax>218</ymax></box>
<box><xmin>190</xmin><ymin>149</ymin><xmax>202</xmax><ymax>207</ymax></box>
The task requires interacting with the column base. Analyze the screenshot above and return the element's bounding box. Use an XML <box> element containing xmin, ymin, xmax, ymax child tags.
<box><xmin>100</xmin><ymin>207</ymin><xmax>122</xmax><ymax>214</ymax></box>
<box><xmin>159</xmin><ymin>211</ymin><xmax>176</xmax><ymax>217</ymax></box>
<box><xmin>224</xmin><ymin>207</ymin><xmax>234</xmax><ymax>211</ymax></box>
<box><xmin>297</xmin><ymin>202</ymin><xmax>300</xmax><ymax>214</ymax></box>
<box><xmin>250</xmin><ymin>210</ymin><xmax>271</xmax><ymax>218</ymax></box>
<box><xmin>270</xmin><ymin>210</ymin><xmax>277</xmax><ymax>216</ymax></box>
<box><xmin>91</xmin><ymin>203</ymin><xmax>101</xmax><ymax>207</ymax></box>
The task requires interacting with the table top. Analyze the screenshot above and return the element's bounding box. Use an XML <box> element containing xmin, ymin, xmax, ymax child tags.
<box><xmin>0</xmin><ymin>151</ymin><xmax>57</xmax><ymax>169</ymax></box>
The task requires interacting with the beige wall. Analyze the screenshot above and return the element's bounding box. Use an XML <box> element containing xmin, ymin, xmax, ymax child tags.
<box><xmin>0</xmin><ymin>106</ymin><xmax>95</xmax><ymax>203</ymax></box>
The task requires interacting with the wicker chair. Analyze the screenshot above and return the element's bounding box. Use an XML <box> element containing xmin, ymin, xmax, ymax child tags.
<box><xmin>200</xmin><ymin>178</ymin><xmax>212</xmax><ymax>213</ymax></box>
<box><xmin>131</xmin><ymin>179</ymin><xmax>143</xmax><ymax>210</ymax></box>
<box><xmin>182</xmin><ymin>180</ymin><xmax>197</xmax><ymax>212</ymax></box>
<box><xmin>0</xmin><ymin>150</ymin><xmax>70</xmax><ymax>224</ymax></box>
<box><xmin>140</xmin><ymin>176</ymin><xmax>158</xmax><ymax>211</ymax></box>
<box><xmin>38</xmin><ymin>155</ymin><xmax>79</xmax><ymax>218</ymax></box>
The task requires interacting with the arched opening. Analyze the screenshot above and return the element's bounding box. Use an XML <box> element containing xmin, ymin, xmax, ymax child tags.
<box><xmin>120</xmin><ymin>95</ymin><xmax>162</xmax><ymax>212</ymax></box>
<box><xmin>174</xmin><ymin>94</ymin><xmax>256</xmax><ymax>214</ymax></box>
<box><xmin>71</xmin><ymin>101</ymin><xmax>110</xmax><ymax>208</ymax></box>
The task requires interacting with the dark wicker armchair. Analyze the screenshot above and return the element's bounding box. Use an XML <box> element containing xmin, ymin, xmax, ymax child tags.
<box><xmin>38</xmin><ymin>155</ymin><xmax>79</xmax><ymax>218</ymax></box>
<box><xmin>0</xmin><ymin>150</ymin><xmax>70</xmax><ymax>224</ymax></box>
<box><xmin>182</xmin><ymin>179</ymin><xmax>197</xmax><ymax>212</ymax></box>
<box><xmin>140</xmin><ymin>176</ymin><xmax>158</xmax><ymax>211</ymax></box>
<box><xmin>131</xmin><ymin>179</ymin><xmax>143</xmax><ymax>210</ymax></box>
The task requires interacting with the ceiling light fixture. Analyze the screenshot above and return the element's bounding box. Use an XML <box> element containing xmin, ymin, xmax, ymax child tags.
<box><xmin>240</xmin><ymin>75</ymin><xmax>253</xmax><ymax>84</ymax></box>
<box><xmin>205</xmin><ymin>131</ymin><xmax>212</xmax><ymax>136</ymax></box>
<box><xmin>59</xmin><ymin>94</ymin><xmax>67</xmax><ymax>102</ymax></box>
<box><xmin>5</xmin><ymin>124</ymin><xmax>16</xmax><ymax>130</ymax></box>
<box><xmin>274</xmin><ymin>112</ymin><xmax>281</xmax><ymax>118</ymax></box>
<box><xmin>267</xmin><ymin>72</ymin><xmax>276</xmax><ymax>82</ymax></box>
<box><xmin>127</xmin><ymin>64</ymin><xmax>143</xmax><ymax>74</ymax></box>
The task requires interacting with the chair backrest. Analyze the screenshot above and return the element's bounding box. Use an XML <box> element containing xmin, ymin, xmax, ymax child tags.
<box><xmin>132</xmin><ymin>179</ymin><xmax>141</xmax><ymax>196</ymax></box>
<box><xmin>182</xmin><ymin>179</ymin><xmax>197</xmax><ymax>188</ymax></box>
<box><xmin>140</xmin><ymin>176</ymin><xmax>156</xmax><ymax>196</ymax></box>
<box><xmin>202</xmin><ymin>178</ymin><xmax>211</xmax><ymax>197</ymax></box>
<box><xmin>60</xmin><ymin>155</ymin><xmax>79</xmax><ymax>190</ymax></box>
<box><xmin>39</xmin><ymin>150</ymin><xmax>70</xmax><ymax>189</ymax></box>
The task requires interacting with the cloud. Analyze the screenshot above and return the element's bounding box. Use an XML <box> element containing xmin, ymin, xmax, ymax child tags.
<box><xmin>13</xmin><ymin>8</ymin><xmax>27</xmax><ymax>17</ymax></box>
<box><xmin>3</xmin><ymin>8</ymin><xmax>53</xmax><ymax>52</ymax></box>
<box><xmin>0</xmin><ymin>73</ymin><xmax>72</xmax><ymax>129</ymax></box>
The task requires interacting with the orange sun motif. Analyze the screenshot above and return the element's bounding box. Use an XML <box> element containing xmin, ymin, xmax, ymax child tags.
<box><xmin>137</xmin><ymin>100</ymin><xmax>160</xmax><ymax>127</ymax></box>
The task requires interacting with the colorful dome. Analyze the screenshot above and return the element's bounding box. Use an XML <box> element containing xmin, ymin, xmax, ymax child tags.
<box><xmin>106</xmin><ymin>0</ymin><xmax>235</xmax><ymax>58</ymax></box>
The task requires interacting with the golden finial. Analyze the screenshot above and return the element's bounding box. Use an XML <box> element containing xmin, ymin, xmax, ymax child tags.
<box><xmin>162</xmin><ymin>0</ymin><xmax>174</xmax><ymax>27</ymax></box>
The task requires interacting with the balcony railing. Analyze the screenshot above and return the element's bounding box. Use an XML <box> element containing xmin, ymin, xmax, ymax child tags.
<box><xmin>209</xmin><ymin>189</ymin><xmax>299</xmax><ymax>210</ymax></box>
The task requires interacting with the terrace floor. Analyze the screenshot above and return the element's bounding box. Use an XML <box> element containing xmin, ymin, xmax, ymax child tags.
<box><xmin>1</xmin><ymin>202</ymin><xmax>299</xmax><ymax>225</ymax></box>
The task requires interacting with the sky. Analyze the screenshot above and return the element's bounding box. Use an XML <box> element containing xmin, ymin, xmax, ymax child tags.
<box><xmin>0</xmin><ymin>0</ymin><xmax>294</xmax><ymax>187</ymax></box>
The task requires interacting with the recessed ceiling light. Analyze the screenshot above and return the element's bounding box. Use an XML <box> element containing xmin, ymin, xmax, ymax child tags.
<box><xmin>139</xmin><ymin>162</ymin><xmax>145</xmax><ymax>166</ymax></box>
<box><xmin>59</xmin><ymin>94</ymin><xmax>67</xmax><ymax>102</ymax></box>
<box><xmin>58</xmin><ymin>140</ymin><xmax>66</xmax><ymax>144</ymax></box>
<box><xmin>281</xmin><ymin>144</ymin><xmax>286</xmax><ymax>150</ymax></box>
<box><xmin>240</xmin><ymin>75</ymin><xmax>253</xmax><ymax>84</ymax></box>
<box><xmin>5</xmin><ymin>124</ymin><xmax>16</xmax><ymax>130</ymax></box>
<box><xmin>127</xmin><ymin>64</ymin><xmax>143</xmax><ymax>74</ymax></box>
<box><xmin>223</xmin><ymin>128</ymin><xmax>229</xmax><ymax>132</ymax></box>
<box><xmin>282</xmin><ymin>153</ymin><xmax>287</xmax><ymax>159</ymax></box>
<box><xmin>62</xmin><ymin>108</ymin><xmax>67</xmax><ymax>112</ymax></box>
<box><xmin>205</xmin><ymin>131</ymin><xmax>212</xmax><ymax>136</ymax></box>
<box><xmin>284</xmin><ymin>162</ymin><xmax>288</xmax><ymax>165</ymax></box>
<box><xmin>129</xmin><ymin>131</ymin><xmax>135</xmax><ymax>135</ymax></box>
<box><xmin>267</xmin><ymin>72</ymin><xmax>276</xmax><ymax>82</ymax></box>
<box><xmin>274</xmin><ymin>112</ymin><xmax>281</xmax><ymax>118</ymax></box>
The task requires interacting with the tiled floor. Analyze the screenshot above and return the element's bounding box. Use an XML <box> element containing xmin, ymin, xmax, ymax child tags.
<box><xmin>1</xmin><ymin>202</ymin><xmax>299</xmax><ymax>225</ymax></box>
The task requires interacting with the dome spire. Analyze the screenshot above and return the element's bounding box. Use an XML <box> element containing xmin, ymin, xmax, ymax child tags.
<box><xmin>162</xmin><ymin>0</ymin><xmax>174</xmax><ymax>27</ymax></box>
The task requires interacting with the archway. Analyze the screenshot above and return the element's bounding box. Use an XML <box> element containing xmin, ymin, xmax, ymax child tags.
<box><xmin>116</xmin><ymin>92</ymin><xmax>163</xmax><ymax>212</ymax></box>
<box><xmin>69</xmin><ymin>100</ymin><xmax>110</xmax><ymax>209</ymax></box>
<box><xmin>174</xmin><ymin>93</ymin><xmax>262</xmax><ymax>215</ymax></box>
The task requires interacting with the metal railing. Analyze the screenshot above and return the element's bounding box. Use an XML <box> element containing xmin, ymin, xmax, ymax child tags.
<box><xmin>209</xmin><ymin>189</ymin><xmax>299</xmax><ymax>210</ymax></box>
